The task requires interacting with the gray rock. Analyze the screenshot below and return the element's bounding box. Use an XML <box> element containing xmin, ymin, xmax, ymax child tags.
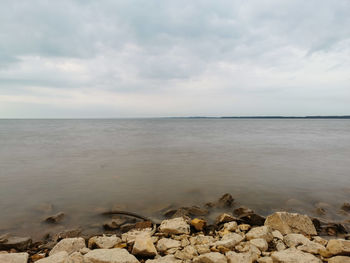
<box><xmin>0</xmin><ymin>252</ymin><xmax>29</xmax><ymax>263</ymax></box>
<box><xmin>84</xmin><ymin>248</ymin><xmax>139</xmax><ymax>263</ymax></box>
<box><xmin>0</xmin><ymin>236</ymin><xmax>32</xmax><ymax>251</ymax></box>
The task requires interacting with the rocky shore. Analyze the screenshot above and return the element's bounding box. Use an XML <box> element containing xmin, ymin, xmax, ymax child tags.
<box><xmin>1</xmin><ymin>194</ymin><xmax>350</xmax><ymax>263</ymax></box>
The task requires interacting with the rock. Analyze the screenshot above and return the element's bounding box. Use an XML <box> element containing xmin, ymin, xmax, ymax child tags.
<box><xmin>0</xmin><ymin>233</ymin><xmax>9</xmax><ymax>243</ymax></box>
<box><xmin>174</xmin><ymin>245</ymin><xmax>197</xmax><ymax>260</ymax></box>
<box><xmin>246</xmin><ymin>226</ymin><xmax>273</xmax><ymax>242</ymax></box>
<box><xmin>191</xmin><ymin>219</ymin><xmax>206</xmax><ymax>231</ymax></box>
<box><xmin>274</xmin><ymin>240</ymin><xmax>286</xmax><ymax>251</ymax></box>
<box><xmin>122</xmin><ymin>228</ymin><xmax>153</xmax><ymax>244</ymax></box>
<box><xmin>80</xmin><ymin>247</ymin><xmax>91</xmax><ymax>254</ymax></box>
<box><xmin>239</xmin><ymin>224</ymin><xmax>251</xmax><ymax>231</ymax></box>
<box><xmin>217</xmin><ymin>193</ymin><xmax>234</xmax><ymax>208</ymax></box>
<box><xmin>195</xmin><ymin>244</ymin><xmax>211</xmax><ymax>254</ymax></box>
<box><xmin>49</xmin><ymin>237</ymin><xmax>86</xmax><ymax>256</ymax></box>
<box><xmin>297</xmin><ymin>241</ymin><xmax>325</xmax><ymax>254</ymax></box>
<box><xmin>189</xmin><ymin>235</ymin><xmax>215</xmax><ymax>246</ymax></box>
<box><xmin>36</xmin><ymin>251</ymin><xmax>69</xmax><ymax>263</ymax></box>
<box><xmin>0</xmin><ymin>236</ymin><xmax>32</xmax><ymax>251</ymax></box>
<box><xmin>193</xmin><ymin>252</ymin><xmax>227</xmax><ymax>263</ymax></box>
<box><xmin>326</xmin><ymin>239</ymin><xmax>350</xmax><ymax>256</ymax></box>
<box><xmin>157</xmin><ymin>238</ymin><xmax>181</xmax><ymax>252</ymax></box>
<box><xmin>159</xmin><ymin>218</ymin><xmax>190</xmax><ymax>235</ymax></box>
<box><xmin>312</xmin><ymin>236</ymin><xmax>327</xmax><ymax>246</ymax></box>
<box><xmin>186</xmin><ymin>206</ymin><xmax>209</xmax><ymax>216</ymax></box>
<box><xmin>222</xmin><ymin>221</ymin><xmax>238</xmax><ymax>232</ymax></box>
<box><xmin>250</xmin><ymin>238</ymin><xmax>268</xmax><ymax>252</ymax></box>
<box><xmin>54</xmin><ymin>228</ymin><xmax>82</xmax><ymax>241</ymax></box>
<box><xmin>272</xmin><ymin>230</ymin><xmax>283</xmax><ymax>240</ymax></box>
<box><xmin>342</xmin><ymin>203</ymin><xmax>350</xmax><ymax>212</ymax></box>
<box><xmin>145</xmin><ymin>255</ymin><xmax>182</xmax><ymax>263</ymax></box>
<box><xmin>88</xmin><ymin>235</ymin><xmax>122</xmax><ymax>249</ymax></box>
<box><xmin>120</xmin><ymin>223</ymin><xmax>137</xmax><ymax>233</ymax></box>
<box><xmin>84</xmin><ymin>248</ymin><xmax>139</xmax><ymax>263</ymax></box>
<box><xmin>44</xmin><ymin>212</ymin><xmax>65</xmax><ymax>224</ymax></box>
<box><xmin>283</xmin><ymin>234</ymin><xmax>310</xmax><ymax>247</ymax></box>
<box><xmin>328</xmin><ymin>256</ymin><xmax>350</xmax><ymax>263</ymax></box>
<box><xmin>265</xmin><ymin>212</ymin><xmax>317</xmax><ymax>236</ymax></box>
<box><xmin>103</xmin><ymin>219</ymin><xmax>127</xmax><ymax>230</ymax></box>
<box><xmin>238</xmin><ymin>212</ymin><xmax>266</xmax><ymax>226</ymax></box>
<box><xmin>257</xmin><ymin>257</ymin><xmax>273</xmax><ymax>263</ymax></box>
<box><xmin>216</xmin><ymin>213</ymin><xmax>236</xmax><ymax>225</ymax></box>
<box><xmin>69</xmin><ymin>252</ymin><xmax>84</xmax><ymax>263</ymax></box>
<box><xmin>234</xmin><ymin>207</ymin><xmax>254</xmax><ymax>216</ymax></box>
<box><xmin>0</xmin><ymin>252</ymin><xmax>29</xmax><ymax>263</ymax></box>
<box><xmin>31</xmin><ymin>253</ymin><xmax>45</xmax><ymax>261</ymax></box>
<box><xmin>215</xmin><ymin>233</ymin><xmax>244</xmax><ymax>249</ymax></box>
<box><xmin>271</xmin><ymin>248</ymin><xmax>322</xmax><ymax>263</ymax></box>
<box><xmin>132</xmin><ymin>235</ymin><xmax>157</xmax><ymax>257</ymax></box>
<box><xmin>226</xmin><ymin>250</ymin><xmax>259</xmax><ymax>263</ymax></box>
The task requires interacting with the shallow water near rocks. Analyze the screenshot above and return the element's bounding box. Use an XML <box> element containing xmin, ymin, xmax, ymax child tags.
<box><xmin>0</xmin><ymin>119</ymin><xmax>350</xmax><ymax>239</ymax></box>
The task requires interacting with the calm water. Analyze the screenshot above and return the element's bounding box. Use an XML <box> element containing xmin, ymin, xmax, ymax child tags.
<box><xmin>0</xmin><ymin>119</ymin><xmax>350</xmax><ymax>238</ymax></box>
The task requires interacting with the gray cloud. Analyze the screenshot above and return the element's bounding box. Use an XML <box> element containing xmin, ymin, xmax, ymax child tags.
<box><xmin>0</xmin><ymin>0</ymin><xmax>350</xmax><ymax>117</ymax></box>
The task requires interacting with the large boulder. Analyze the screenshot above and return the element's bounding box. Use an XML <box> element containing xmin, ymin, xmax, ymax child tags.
<box><xmin>49</xmin><ymin>237</ymin><xmax>86</xmax><ymax>256</ymax></box>
<box><xmin>326</xmin><ymin>239</ymin><xmax>350</xmax><ymax>256</ymax></box>
<box><xmin>84</xmin><ymin>248</ymin><xmax>139</xmax><ymax>263</ymax></box>
<box><xmin>159</xmin><ymin>218</ymin><xmax>190</xmax><ymax>235</ymax></box>
<box><xmin>271</xmin><ymin>248</ymin><xmax>321</xmax><ymax>263</ymax></box>
<box><xmin>0</xmin><ymin>252</ymin><xmax>29</xmax><ymax>263</ymax></box>
<box><xmin>265</xmin><ymin>212</ymin><xmax>317</xmax><ymax>235</ymax></box>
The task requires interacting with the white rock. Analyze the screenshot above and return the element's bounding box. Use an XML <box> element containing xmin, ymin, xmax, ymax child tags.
<box><xmin>36</xmin><ymin>251</ymin><xmax>69</xmax><ymax>263</ymax></box>
<box><xmin>159</xmin><ymin>218</ymin><xmax>190</xmax><ymax>235</ymax></box>
<box><xmin>49</xmin><ymin>237</ymin><xmax>86</xmax><ymax>256</ymax></box>
<box><xmin>265</xmin><ymin>212</ymin><xmax>317</xmax><ymax>236</ymax></box>
<box><xmin>193</xmin><ymin>252</ymin><xmax>227</xmax><ymax>263</ymax></box>
<box><xmin>122</xmin><ymin>229</ymin><xmax>153</xmax><ymax>244</ymax></box>
<box><xmin>157</xmin><ymin>238</ymin><xmax>181</xmax><ymax>252</ymax></box>
<box><xmin>250</xmin><ymin>238</ymin><xmax>268</xmax><ymax>252</ymax></box>
<box><xmin>132</xmin><ymin>235</ymin><xmax>157</xmax><ymax>257</ymax></box>
<box><xmin>0</xmin><ymin>252</ymin><xmax>29</xmax><ymax>263</ymax></box>
<box><xmin>89</xmin><ymin>235</ymin><xmax>122</xmax><ymax>249</ymax></box>
<box><xmin>246</xmin><ymin>226</ymin><xmax>273</xmax><ymax>242</ymax></box>
<box><xmin>271</xmin><ymin>248</ymin><xmax>321</xmax><ymax>263</ymax></box>
<box><xmin>84</xmin><ymin>248</ymin><xmax>139</xmax><ymax>263</ymax></box>
<box><xmin>283</xmin><ymin>234</ymin><xmax>310</xmax><ymax>248</ymax></box>
<box><xmin>297</xmin><ymin>241</ymin><xmax>325</xmax><ymax>254</ymax></box>
<box><xmin>146</xmin><ymin>255</ymin><xmax>182</xmax><ymax>263</ymax></box>
<box><xmin>226</xmin><ymin>250</ymin><xmax>258</xmax><ymax>263</ymax></box>
<box><xmin>215</xmin><ymin>233</ymin><xmax>244</xmax><ymax>249</ymax></box>
<box><xmin>223</xmin><ymin>221</ymin><xmax>238</xmax><ymax>231</ymax></box>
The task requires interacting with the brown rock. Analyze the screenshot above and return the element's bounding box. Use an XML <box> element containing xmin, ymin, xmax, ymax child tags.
<box><xmin>44</xmin><ymin>212</ymin><xmax>65</xmax><ymax>224</ymax></box>
<box><xmin>191</xmin><ymin>219</ymin><xmax>206</xmax><ymax>231</ymax></box>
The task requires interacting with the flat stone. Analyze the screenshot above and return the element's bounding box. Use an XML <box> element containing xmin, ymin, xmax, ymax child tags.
<box><xmin>215</xmin><ymin>233</ymin><xmax>244</xmax><ymax>249</ymax></box>
<box><xmin>0</xmin><ymin>236</ymin><xmax>32</xmax><ymax>251</ymax></box>
<box><xmin>146</xmin><ymin>255</ymin><xmax>181</xmax><ymax>263</ymax></box>
<box><xmin>84</xmin><ymin>248</ymin><xmax>139</xmax><ymax>263</ymax></box>
<box><xmin>89</xmin><ymin>235</ymin><xmax>122</xmax><ymax>249</ymax></box>
<box><xmin>157</xmin><ymin>238</ymin><xmax>181</xmax><ymax>252</ymax></box>
<box><xmin>159</xmin><ymin>217</ymin><xmax>190</xmax><ymax>235</ymax></box>
<box><xmin>132</xmin><ymin>235</ymin><xmax>157</xmax><ymax>257</ymax></box>
<box><xmin>0</xmin><ymin>252</ymin><xmax>29</xmax><ymax>263</ymax></box>
<box><xmin>271</xmin><ymin>248</ymin><xmax>321</xmax><ymax>263</ymax></box>
<box><xmin>246</xmin><ymin>226</ymin><xmax>273</xmax><ymax>242</ymax></box>
<box><xmin>193</xmin><ymin>252</ymin><xmax>227</xmax><ymax>263</ymax></box>
<box><xmin>328</xmin><ymin>256</ymin><xmax>350</xmax><ymax>263</ymax></box>
<box><xmin>326</xmin><ymin>239</ymin><xmax>350</xmax><ymax>256</ymax></box>
<box><xmin>283</xmin><ymin>234</ymin><xmax>310</xmax><ymax>248</ymax></box>
<box><xmin>265</xmin><ymin>212</ymin><xmax>317</xmax><ymax>236</ymax></box>
<box><xmin>36</xmin><ymin>251</ymin><xmax>69</xmax><ymax>263</ymax></box>
<box><xmin>49</xmin><ymin>237</ymin><xmax>86</xmax><ymax>256</ymax></box>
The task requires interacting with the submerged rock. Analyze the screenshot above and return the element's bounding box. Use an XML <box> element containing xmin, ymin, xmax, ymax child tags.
<box><xmin>265</xmin><ymin>212</ymin><xmax>317</xmax><ymax>235</ymax></box>
<box><xmin>0</xmin><ymin>236</ymin><xmax>32</xmax><ymax>251</ymax></box>
<box><xmin>44</xmin><ymin>212</ymin><xmax>65</xmax><ymax>224</ymax></box>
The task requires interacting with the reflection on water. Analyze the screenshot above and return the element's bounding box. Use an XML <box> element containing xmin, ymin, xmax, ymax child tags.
<box><xmin>0</xmin><ymin>119</ymin><xmax>350</xmax><ymax>239</ymax></box>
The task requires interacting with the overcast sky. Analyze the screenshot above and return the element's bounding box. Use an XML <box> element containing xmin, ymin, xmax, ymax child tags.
<box><xmin>1</xmin><ymin>0</ymin><xmax>349</xmax><ymax>118</ymax></box>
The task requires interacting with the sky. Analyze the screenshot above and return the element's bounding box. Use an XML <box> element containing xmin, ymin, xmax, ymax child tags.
<box><xmin>0</xmin><ymin>0</ymin><xmax>350</xmax><ymax>118</ymax></box>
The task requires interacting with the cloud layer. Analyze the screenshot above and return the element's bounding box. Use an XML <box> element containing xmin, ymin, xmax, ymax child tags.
<box><xmin>1</xmin><ymin>0</ymin><xmax>350</xmax><ymax>117</ymax></box>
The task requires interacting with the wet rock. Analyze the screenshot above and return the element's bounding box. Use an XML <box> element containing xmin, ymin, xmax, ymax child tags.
<box><xmin>54</xmin><ymin>228</ymin><xmax>82</xmax><ymax>241</ymax></box>
<box><xmin>0</xmin><ymin>233</ymin><xmax>9</xmax><ymax>243</ymax></box>
<box><xmin>265</xmin><ymin>212</ymin><xmax>317</xmax><ymax>235</ymax></box>
<box><xmin>0</xmin><ymin>236</ymin><xmax>32</xmax><ymax>251</ymax></box>
<box><xmin>103</xmin><ymin>218</ymin><xmax>127</xmax><ymax>230</ymax></box>
<box><xmin>215</xmin><ymin>213</ymin><xmax>236</xmax><ymax>225</ymax></box>
<box><xmin>215</xmin><ymin>233</ymin><xmax>244</xmax><ymax>249</ymax></box>
<box><xmin>217</xmin><ymin>193</ymin><xmax>234</xmax><ymax>208</ymax></box>
<box><xmin>246</xmin><ymin>226</ymin><xmax>273</xmax><ymax>242</ymax></box>
<box><xmin>238</xmin><ymin>213</ymin><xmax>266</xmax><ymax>226</ymax></box>
<box><xmin>250</xmin><ymin>238</ymin><xmax>268</xmax><ymax>252</ymax></box>
<box><xmin>193</xmin><ymin>252</ymin><xmax>227</xmax><ymax>263</ymax></box>
<box><xmin>191</xmin><ymin>218</ymin><xmax>206</xmax><ymax>231</ymax></box>
<box><xmin>328</xmin><ymin>256</ymin><xmax>350</xmax><ymax>263</ymax></box>
<box><xmin>326</xmin><ymin>239</ymin><xmax>350</xmax><ymax>256</ymax></box>
<box><xmin>0</xmin><ymin>252</ymin><xmax>28</xmax><ymax>263</ymax></box>
<box><xmin>36</xmin><ymin>251</ymin><xmax>69</xmax><ymax>263</ymax></box>
<box><xmin>88</xmin><ymin>235</ymin><xmax>122</xmax><ymax>249</ymax></box>
<box><xmin>164</xmin><ymin>206</ymin><xmax>208</xmax><ymax>218</ymax></box>
<box><xmin>226</xmin><ymin>250</ymin><xmax>259</xmax><ymax>263</ymax></box>
<box><xmin>159</xmin><ymin>218</ymin><xmax>190</xmax><ymax>235</ymax></box>
<box><xmin>283</xmin><ymin>233</ymin><xmax>310</xmax><ymax>247</ymax></box>
<box><xmin>146</xmin><ymin>255</ymin><xmax>182</xmax><ymax>263</ymax></box>
<box><xmin>121</xmin><ymin>223</ymin><xmax>137</xmax><ymax>233</ymax></box>
<box><xmin>44</xmin><ymin>212</ymin><xmax>65</xmax><ymax>224</ymax></box>
<box><xmin>49</xmin><ymin>237</ymin><xmax>86</xmax><ymax>256</ymax></box>
<box><xmin>84</xmin><ymin>248</ymin><xmax>139</xmax><ymax>263</ymax></box>
<box><xmin>271</xmin><ymin>247</ymin><xmax>322</xmax><ymax>263</ymax></box>
<box><xmin>157</xmin><ymin>238</ymin><xmax>181</xmax><ymax>252</ymax></box>
<box><xmin>234</xmin><ymin>207</ymin><xmax>254</xmax><ymax>216</ymax></box>
<box><xmin>132</xmin><ymin>235</ymin><xmax>157</xmax><ymax>257</ymax></box>
<box><xmin>342</xmin><ymin>203</ymin><xmax>350</xmax><ymax>212</ymax></box>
